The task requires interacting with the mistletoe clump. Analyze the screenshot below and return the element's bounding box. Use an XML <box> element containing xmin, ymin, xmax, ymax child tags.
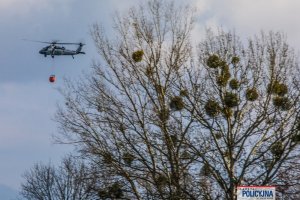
<box><xmin>201</xmin><ymin>163</ymin><xmax>211</xmax><ymax>176</ymax></box>
<box><xmin>102</xmin><ymin>152</ymin><xmax>113</xmax><ymax>164</ymax></box>
<box><xmin>292</xmin><ymin>134</ymin><xmax>300</xmax><ymax>143</ymax></box>
<box><xmin>273</xmin><ymin>96</ymin><xmax>292</xmax><ymax>111</ymax></box>
<box><xmin>246</xmin><ymin>88</ymin><xmax>259</xmax><ymax>101</ymax></box>
<box><xmin>229</xmin><ymin>79</ymin><xmax>239</xmax><ymax>90</ymax></box>
<box><xmin>156</xmin><ymin>174</ymin><xmax>168</xmax><ymax>187</ymax></box>
<box><xmin>169</xmin><ymin>96</ymin><xmax>184</xmax><ymax>111</ymax></box>
<box><xmin>214</xmin><ymin>132</ymin><xmax>222</xmax><ymax>140</ymax></box>
<box><xmin>267</xmin><ymin>81</ymin><xmax>288</xmax><ymax>96</ymax></box>
<box><xmin>276</xmin><ymin>84</ymin><xmax>288</xmax><ymax>96</ymax></box>
<box><xmin>206</xmin><ymin>54</ymin><xmax>221</xmax><ymax>68</ymax></box>
<box><xmin>99</xmin><ymin>183</ymin><xmax>123</xmax><ymax>199</ymax></box>
<box><xmin>216</xmin><ymin>76</ymin><xmax>228</xmax><ymax>87</ymax></box>
<box><xmin>98</xmin><ymin>189</ymin><xmax>109</xmax><ymax>199</ymax></box>
<box><xmin>158</xmin><ymin>107</ymin><xmax>170</xmax><ymax>121</ymax></box>
<box><xmin>123</xmin><ymin>152</ymin><xmax>135</xmax><ymax>165</ymax></box>
<box><xmin>224</xmin><ymin>92</ymin><xmax>239</xmax><ymax>107</ymax></box>
<box><xmin>205</xmin><ymin>99</ymin><xmax>221</xmax><ymax>117</ymax></box>
<box><xmin>231</xmin><ymin>56</ymin><xmax>240</xmax><ymax>64</ymax></box>
<box><xmin>154</xmin><ymin>84</ymin><xmax>164</xmax><ymax>94</ymax></box>
<box><xmin>132</xmin><ymin>50</ymin><xmax>144</xmax><ymax>62</ymax></box>
<box><xmin>222</xmin><ymin>107</ymin><xmax>233</xmax><ymax>118</ymax></box>
<box><xmin>291</xmin><ymin>119</ymin><xmax>300</xmax><ymax>142</ymax></box>
<box><xmin>181</xmin><ymin>150</ymin><xmax>191</xmax><ymax>160</ymax></box>
<box><xmin>119</xmin><ymin>124</ymin><xmax>126</xmax><ymax>133</ymax></box>
<box><xmin>296</xmin><ymin>119</ymin><xmax>300</xmax><ymax>131</ymax></box>
<box><xmin>180</xmin><ymin>89</ymin><xmax>188</xmax><ymax>97</ymax></box>
<box><xmin>170</xmin><ymin>135</ymin><xmax>178</xmax><ymax>146</ymax></box>
<box><xmin>221</xmin><ymin>64</ymin><xmax>231</xmax><ymax>79</ymax></box>
<box><xmin>271</xmin><ymin>142</ymin><xmax>284</xmax><ymax>159</ymax></box>
<box><xmin>217</xmin><ymin>64</ymin><xmax>231</xmax><ymax>86</ymax></box>
<box><xmin>145</xmin><ymin>66</ymin><xmax>154</xmax><ymax>77</ymax></box>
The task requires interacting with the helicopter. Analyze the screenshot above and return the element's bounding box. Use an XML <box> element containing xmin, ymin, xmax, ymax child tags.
<box><xmin>24</xmin><ymin>40</ymin><xmax>85</xmax><ymax>58</ymax></box>
<box><xmin>24</xmin><ymin>39</ymin><xmax>86</xmax><ymax>83</ymax></box>
<box><xmin>39</xmin><ymin>41</ymin><xmax>85</xmax><ymax>58</ymax></box>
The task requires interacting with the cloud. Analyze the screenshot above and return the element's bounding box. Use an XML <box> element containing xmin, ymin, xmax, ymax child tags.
<box><xmin>192</xmin><ymin>0</ymin><xmax>300</xmax><ymax>46</ymax></box>
<box><xmin>0</xmin><ymin>184</ymin><xmax>19</xmax><ymax>200</ymax></box>
<box><xmin>0</xmin><ymin>81</ymin><xmax>73</xmax><ymax>189</ymax></box>
<box><xmin>0</xmin><ymin>0</ymin><xmax>70</xmax><ymax>15</ymax></box>
<box><xmin>0</xmin><ymin>81</ymin><xmax>59</xmax><ymax>147</ymax></box>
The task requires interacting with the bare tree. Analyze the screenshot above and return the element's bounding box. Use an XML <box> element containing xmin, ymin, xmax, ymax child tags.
<box><xmin>21</xmin><ymin>156</ymin><xmax>98</xmax><ymax>200</ymax></box>
<box><xmin>190</xmin><ymin>30</ymin><xmax>300</xmax><ymax>199</ymax></box>
<box><xmin>56</xmin><ymin>0</ymin><xmax>300</xmax><ymax>199</ymax></box>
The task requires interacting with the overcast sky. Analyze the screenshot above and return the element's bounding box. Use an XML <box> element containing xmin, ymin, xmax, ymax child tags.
<box><xmin>1</xmin><ymin>0</ymin><xmax>300</xmax><ymax>197</ymax></box>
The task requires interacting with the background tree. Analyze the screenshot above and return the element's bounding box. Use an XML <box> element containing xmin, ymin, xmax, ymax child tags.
<box><xmin>191</xmin><ymin>30</ymin><xmax>300</xmax><ymax>200</ymax></box>
<box><xmin>21</xmin><ymin>156</ymin><xmax>98</xmax><ymax>200</ymax></box>
<box><xmin>55</xmin><ymin>0</ymin><xmax>300</xmax><ymax>199</ymax></box>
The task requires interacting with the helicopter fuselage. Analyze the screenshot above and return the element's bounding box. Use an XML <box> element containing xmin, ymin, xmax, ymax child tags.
<box><xmin>39</xmin><ymin>44</ymin><xmax>85</xmax><ymax>58</ymax></box>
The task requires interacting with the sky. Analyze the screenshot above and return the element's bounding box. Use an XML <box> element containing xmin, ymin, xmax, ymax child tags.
<box><xmin>0</xmin><ymin>0</ymin><xmax>300</xmax><ymax>198</ymax></box>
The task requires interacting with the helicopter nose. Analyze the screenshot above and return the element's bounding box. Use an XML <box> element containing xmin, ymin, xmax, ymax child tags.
<box><xmin>39</xmin><ymin>50</ymin><xmax>43</xmax><ymax>54</ymax></box>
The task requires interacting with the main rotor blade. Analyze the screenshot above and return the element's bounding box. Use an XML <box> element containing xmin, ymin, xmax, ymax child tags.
<box><xmin>23</xmin><ymin>39</ymin><xmax>85</xmax><ymax>45</ymax></box>
<box><xmin>56</xmin><ymin>42</ymin><xmax>86</xmax><ymax>45</ymax></box>
<box><xmin>22</xmin><ymin>39</ymin><xmax>53</xmax><ymax>44</ymax></box>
